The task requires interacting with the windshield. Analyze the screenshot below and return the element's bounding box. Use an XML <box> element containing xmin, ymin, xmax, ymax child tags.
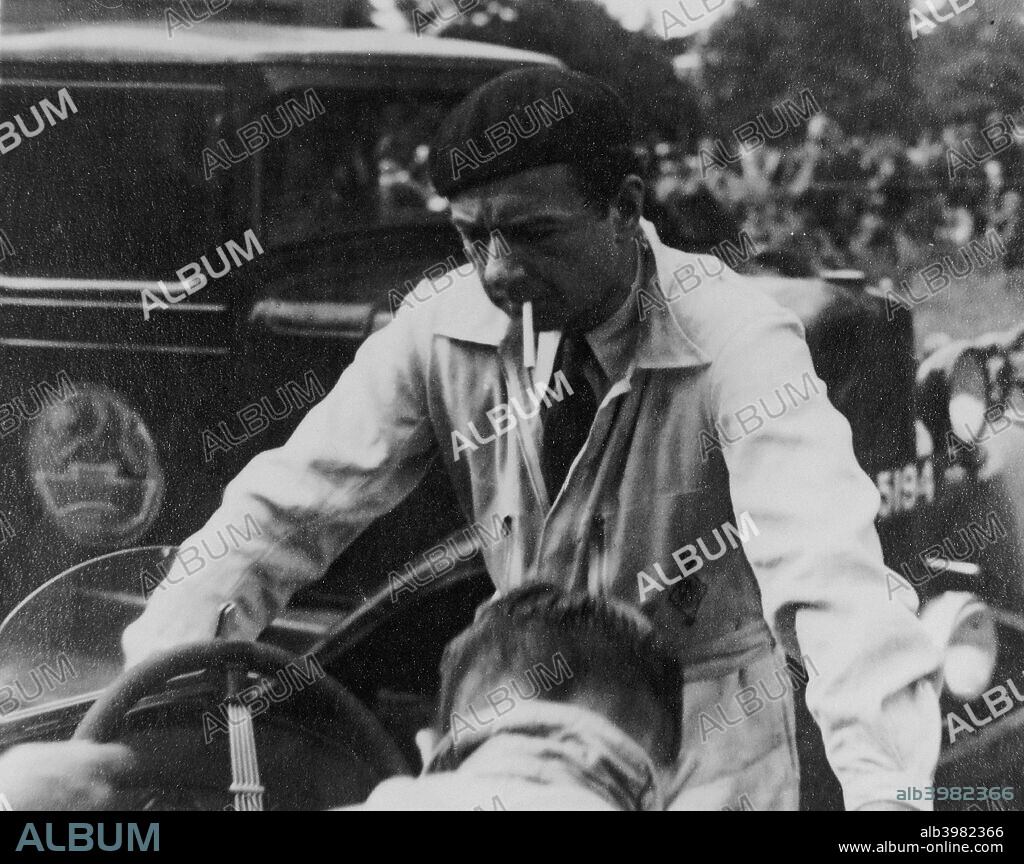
<box><xmin>0</xmin><ymin>547</ymin><xmax>162</xmax><ymax>721</ymax></box>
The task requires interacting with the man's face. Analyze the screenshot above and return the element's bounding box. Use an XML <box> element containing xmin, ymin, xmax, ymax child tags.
<box><xmin>448</xmin><ymin>164</ymin><xmax>640</xmax><ymax>332</ymax></box>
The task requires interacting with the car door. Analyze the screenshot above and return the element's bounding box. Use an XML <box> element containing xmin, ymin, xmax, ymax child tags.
<box><xmin>0</xmin><ymin>67</ymin><xmax>252</xmax><ymax>608</ymax></box>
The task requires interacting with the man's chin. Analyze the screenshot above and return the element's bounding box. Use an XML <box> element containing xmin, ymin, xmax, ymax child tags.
<box><xmin>491</xmin><ymin>299</ymin><xmax>565</xmax><ymax>331</ymax></box>
<box><xmin>532</xmin><ymin>311</ymin><xmax>567</xmax><ymax>332</ymax></box>
<box><xmin>522</xmin><ymin>302</ymin><xmax>566</xmax><ymax>331</ymax></box>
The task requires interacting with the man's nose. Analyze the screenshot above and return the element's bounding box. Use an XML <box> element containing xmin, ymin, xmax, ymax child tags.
<box><xmin>481</xmin><ymin>245</ymin><xmax>528</xmax><ymax>295</ymax></box>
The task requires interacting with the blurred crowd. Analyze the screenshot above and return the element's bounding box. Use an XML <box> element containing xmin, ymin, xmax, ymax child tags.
<box><xmin>646</xmin><ymin>114</ymin><xmax>1024</xmax><ymax>282</ymax></box>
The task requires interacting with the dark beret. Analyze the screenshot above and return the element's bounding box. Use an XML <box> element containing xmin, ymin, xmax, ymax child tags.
<box><xmin>429</xmin><ymin>66</ymin><xmax>633</xmax><ymax>199</ymax></box>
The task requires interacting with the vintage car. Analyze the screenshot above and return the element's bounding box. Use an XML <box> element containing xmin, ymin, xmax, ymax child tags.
<box><xmin>0</xmin><ymin>22</ymin><xmax>1020</xmax><ymax>811</ymax></box>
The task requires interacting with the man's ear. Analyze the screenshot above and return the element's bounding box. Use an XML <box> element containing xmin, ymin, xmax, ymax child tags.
<box><xmin>415</xmin><ymin>728</ymin><xmax>440</xmax><ymax>771</ymax></box>
<box><xmin>613</xmin><ymin>175</ymin><xmax>645</xmax><ymax>237</ymax></box>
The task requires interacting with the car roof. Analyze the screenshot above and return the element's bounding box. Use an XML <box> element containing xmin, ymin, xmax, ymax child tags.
<box><xmin>0</xmin><ymin>22</ymin><xmax>560</xmax><ymax>68</ymax></box>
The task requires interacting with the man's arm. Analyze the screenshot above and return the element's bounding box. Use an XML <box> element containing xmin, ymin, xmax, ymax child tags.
<box><xmin>710</xmin><ymin>305</ymin><xmax>943</xmax><ymax>812</ymax></box>
<box><xmin>122</xmin><ymin>301</ymin><xmax>438</xmax><ymax>666</ymax></box>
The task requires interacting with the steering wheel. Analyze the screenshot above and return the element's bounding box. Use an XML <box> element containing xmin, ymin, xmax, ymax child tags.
<box><xmin>73</xmin><ymin>641</ymin><xmax>410</xmax><ymax>810</ymax></box>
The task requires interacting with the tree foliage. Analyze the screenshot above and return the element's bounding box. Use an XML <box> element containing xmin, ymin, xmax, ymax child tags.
<box><xmin>701</xmin><ymin>0</ymin><xmax>918</xmax><ymax>138</ymax></box>
<box><xmin>428</xmin><ymin>0</ymin><xmax>700</xmax><ymax>145</ymax></box>
<box><xmin>915</xmin><ymin>1</ymin><xmax>1024</xmax><ymax>126</ymax></box>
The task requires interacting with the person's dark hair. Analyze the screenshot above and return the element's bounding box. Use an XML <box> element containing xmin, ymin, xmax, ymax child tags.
<box><xmin>568</xmin><ymin>154</ymin><xmax>640</xmax><ymax>215</ymax></box>
<box><xmin>435</xmin><ymin>584</ymin><xmax>683</xmax><ymax>763</ymax></box>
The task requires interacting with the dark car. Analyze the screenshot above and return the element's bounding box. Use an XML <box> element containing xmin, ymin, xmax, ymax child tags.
<box><xmin>0</xmin><ymin>22</ymin><xmax>556</xmax><ymax>604</ymax></box>
<box><xmin>0</xmin><ymin>22</ymin><xmax>1020</xmax><ymax>811</ymax></box>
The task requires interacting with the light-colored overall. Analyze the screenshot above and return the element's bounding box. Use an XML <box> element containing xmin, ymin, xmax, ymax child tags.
<box><xmin>124</xmin><ymin>222</ymin><xmax>942</xmax><ymax>810</ymax></box>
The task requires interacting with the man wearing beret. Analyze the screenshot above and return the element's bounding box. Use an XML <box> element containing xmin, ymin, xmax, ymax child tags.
<box><xmin>120</xmin><ymin>68</ymin><xmax>942</xmax><ymax>810</ymax></box>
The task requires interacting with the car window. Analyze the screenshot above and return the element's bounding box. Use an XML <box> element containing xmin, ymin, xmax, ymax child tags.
<box><xmin>0</xmin><ymin>82</ymin><xmax>226</xmax><ymax>280</ymax></box>
<box><xmin>261</xmin><ymin>91</ymin><xmax>453</xmax><ymax>250</ymax></box>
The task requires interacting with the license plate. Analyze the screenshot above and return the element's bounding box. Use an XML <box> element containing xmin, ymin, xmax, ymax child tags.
<box><xmin>876</xmin><ymin>458</ymin><xmax>935</xmax><ymax>519</ymax></box>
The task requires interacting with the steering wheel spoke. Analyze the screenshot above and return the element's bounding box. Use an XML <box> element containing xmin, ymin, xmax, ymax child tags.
<box><xmin>224</xmin><ymin>667</ymin><xmax>266</xmax><ymax>811</ymax></box>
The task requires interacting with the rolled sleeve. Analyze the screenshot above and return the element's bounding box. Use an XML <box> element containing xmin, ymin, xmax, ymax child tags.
<box><xmin>122</xmin><ymin>301</ymin><xmax>439</xmax><ymax>667</ymax></box>
<box><xmin>711</xmin><ymin>308</ymin><xmax>943</xmax><ymax>811</ymax></box>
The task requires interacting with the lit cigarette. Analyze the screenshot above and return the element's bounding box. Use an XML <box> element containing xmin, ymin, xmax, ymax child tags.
<box><xmin>522</xmin><ymin>301</ymin><xmax>536</xmax><ymax>370</ymax></box>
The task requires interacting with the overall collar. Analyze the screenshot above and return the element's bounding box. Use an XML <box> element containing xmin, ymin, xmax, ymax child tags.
<box><xmin>583</xmin><ymin>236</ymin><xmax>644</xmax><ymax>384</ymax></box>
<box><xmin>424</xmin><ymin>700</ymin><xmax>666</xmax><ymax>812</ymax></box>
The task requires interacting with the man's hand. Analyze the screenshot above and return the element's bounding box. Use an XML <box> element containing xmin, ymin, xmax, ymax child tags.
<box><xmin>0</xmin><ymin>741</ymin><xmax>137</xmax><ymax>811</ymax></box>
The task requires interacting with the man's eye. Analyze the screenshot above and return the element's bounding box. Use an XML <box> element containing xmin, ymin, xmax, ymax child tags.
<box><xmin>509</xmin><ymin>227</ymin><xmax>558</xmax><ymax>244</ymax></box>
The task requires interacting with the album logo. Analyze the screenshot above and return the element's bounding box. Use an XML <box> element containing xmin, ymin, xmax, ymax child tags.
<box><xmin>26</xmin><ymin>385</ymin><xmax>164</xmax><ymax>548</ymax></box>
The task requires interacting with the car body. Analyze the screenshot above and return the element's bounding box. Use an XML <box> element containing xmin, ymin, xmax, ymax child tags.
<box><xmin>0</xmin><ymin>22</ymin><xmax>1021</xmax><ymax>810</ymax></box>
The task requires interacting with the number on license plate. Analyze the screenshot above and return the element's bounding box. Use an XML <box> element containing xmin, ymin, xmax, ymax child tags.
<box><xmin>876</xmin><ymin>459</ymin><xmax>934</xmax><ymax>519</ymax></box>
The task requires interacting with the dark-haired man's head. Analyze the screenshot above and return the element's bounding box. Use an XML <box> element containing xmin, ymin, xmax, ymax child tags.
<box><xmin>429</xmin><ymin>67</ymin><xmax>645</xmax><ymax>333</ymax></box>
<box><xmin>431</xmin><ymin>584</ymin><xmax>683</xmax><ymax>767</ymax></box>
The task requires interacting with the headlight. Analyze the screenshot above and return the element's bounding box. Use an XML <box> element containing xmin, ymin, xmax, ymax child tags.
<box><xmin>919</xmin><ymin>592</ymin><xmax>998</xmax><ymax>700</ymax></box>
<box><xmin>948</xmin><ymin>349</ymin><xmax>989</xmax><ymax>444</ymax></box>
